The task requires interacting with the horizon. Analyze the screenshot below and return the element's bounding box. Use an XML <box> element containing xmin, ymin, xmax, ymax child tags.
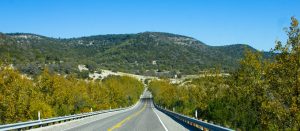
<box><xmin>1</xmin><ymin>0</ymin><xmax>300</xmax><ymax>51</ymax></box>
<box><xmin>3</xmin><ymin>31</ymin><xmax>258</xmax><ymax>50</ymax></box>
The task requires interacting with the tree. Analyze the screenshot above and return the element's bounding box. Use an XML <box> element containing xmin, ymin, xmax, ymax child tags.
<box><xmin>265</xmin><ymin>17</ymin><xmax>300</xmax><ymax>129</ymax></box>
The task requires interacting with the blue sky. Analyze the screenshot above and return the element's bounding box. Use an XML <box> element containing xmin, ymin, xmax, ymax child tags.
<box><xmin>0</xmin><ymin>0</ymin><xmax>299</xmax><ymax>51</ymax></box>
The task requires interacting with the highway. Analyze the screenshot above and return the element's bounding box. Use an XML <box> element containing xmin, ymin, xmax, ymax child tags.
<box><xmin>33</xmin><ymin>91</ymin><xmax>193</xmax><ymax>131</ymax></box>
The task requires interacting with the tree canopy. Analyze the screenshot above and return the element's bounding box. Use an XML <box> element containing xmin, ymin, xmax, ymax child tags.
<box><xmin>0</xmin><ymin>66</ymin><xmax>143</xmax><ymax>124</ymax></box>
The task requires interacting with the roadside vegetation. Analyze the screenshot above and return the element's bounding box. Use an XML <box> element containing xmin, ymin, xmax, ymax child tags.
<box><xmin>0</xmin><ymin>67</ymin><xmax>144</xmax><ymax>124</ymax></box>
<box><xmin>149</xmin><ymin>17</ymin><xmax>300</xmax><ymax>130</ymax></box>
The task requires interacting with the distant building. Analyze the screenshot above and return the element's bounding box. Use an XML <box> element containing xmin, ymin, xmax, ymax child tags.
<box><xmin>152</xmin><ymin>60</ymin><xmax>157</xmax><ymax>65</ymax></box>
<box><xmin>78</xmin><ymin>65</ymin><xmax>89</xmax><ymax>72</ymax></box>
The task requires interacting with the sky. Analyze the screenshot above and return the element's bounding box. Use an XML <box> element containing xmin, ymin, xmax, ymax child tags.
<box><xmin>0</xmin><ymin>0</ymin><xmax>299</xmax><ymax>51</ymax></box>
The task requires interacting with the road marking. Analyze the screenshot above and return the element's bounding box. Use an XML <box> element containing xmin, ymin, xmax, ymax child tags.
<box><xmin>61</xmin><ymin>110</ymin><xmax>127</xmax><ymax>131</ymax></box>
<box><xmin>61</xmin><ymin>100</ymin><xmax>140</xmax><ymax>131</ymax></box>
<box><xmin>107</xmin><ymin>101</ymin><xmax>147</xmax><ymax>131</ymax></box>
<box><xmin>153</xmin><ymin>104</ymin><xmax>169</xmax><ymax>131</ymax></box>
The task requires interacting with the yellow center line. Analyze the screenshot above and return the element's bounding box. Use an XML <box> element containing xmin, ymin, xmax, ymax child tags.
<box><xmin>107</xmin><ymin>100</ymin><xmax>147</xmax><ymax>131</ymax></box>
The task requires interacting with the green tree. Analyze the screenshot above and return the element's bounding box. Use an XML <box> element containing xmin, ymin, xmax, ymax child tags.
<box><xmin>265</xmin><ymin>17</ymin><xmax>300</xmax><ymax>129</ymax></box>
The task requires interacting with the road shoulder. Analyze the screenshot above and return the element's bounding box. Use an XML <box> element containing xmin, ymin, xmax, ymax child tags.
<box><xmin>152</xmin><ymin>107</ymin><xmax>189</xmax><ymax>131</ymax></box>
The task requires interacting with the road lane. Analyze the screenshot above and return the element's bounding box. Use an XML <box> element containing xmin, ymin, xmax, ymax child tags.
<box><xmin>65</xmin><ymin>99</ymin><xmax>147</xmax><ymax>131</ymax></box>
<box><xmin>113</xmin><ymin>98</ymin><xmax>165</xmax><ymax>131</ymax></box>
<box><xmin>32</xmin><ymin>91</ymin><xmax>191</xmax><ymax>131</ymax></box>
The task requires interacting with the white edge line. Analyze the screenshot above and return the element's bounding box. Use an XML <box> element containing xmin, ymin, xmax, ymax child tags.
<box><xmin>61</xmin><ymin>101</ymin><xmax>141</xmax><ymax>131</ymax></box>
<box><xmin>153</xmin><ymin>105</ymin><xmax>169</xmax><ymax>131</ymax></box>
<box><xmin>61</xmin><ymin>110</ymin><xmax>123</xmax><ymax>131</ymax></box>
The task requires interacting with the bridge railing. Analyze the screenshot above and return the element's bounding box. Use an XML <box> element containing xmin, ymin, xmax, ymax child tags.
<box><xmin>0</xmin><ymin>102</ymin><xmax>139</xmax><ymax>131</ymax></box>
<box><xmin>154</xmin><ymin>104</ymin><xmax>234</xmax><ymax>131</ymax></box>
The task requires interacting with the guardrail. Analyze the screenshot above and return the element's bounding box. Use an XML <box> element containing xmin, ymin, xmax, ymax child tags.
<box><xmin>0</xmin><ymin>103</ymin><xmax>138</xmax><ymax>131</ymax></box>
<box><xmin>155</xmin><ymin>104</ymin><xmax>234</xmax><ymax>131</ymax></box>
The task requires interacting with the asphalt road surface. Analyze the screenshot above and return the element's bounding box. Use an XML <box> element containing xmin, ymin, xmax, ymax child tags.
<box><xmin>33</xmin><ymin>91</ymin><xmax>191</xmax><ymax>131</ymax></box>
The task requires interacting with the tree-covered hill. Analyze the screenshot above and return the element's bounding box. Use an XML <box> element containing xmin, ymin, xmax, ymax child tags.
<box><xmin>0</xmin><ymin>32</ymin><xmax>270</xmax><ymax>77</ymax></box>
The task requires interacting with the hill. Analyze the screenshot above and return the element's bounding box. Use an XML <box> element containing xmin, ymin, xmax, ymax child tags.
<box><xmin>0</xmin><ymin>32</ymin><xmax>270</xmax><ymax>77</ymax></box>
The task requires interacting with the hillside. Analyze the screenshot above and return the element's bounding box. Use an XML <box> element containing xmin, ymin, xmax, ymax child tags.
<box><xmin>0</xmin><ymin>32</ymin><xmax>270</xmax><ymax>77</ymax></box>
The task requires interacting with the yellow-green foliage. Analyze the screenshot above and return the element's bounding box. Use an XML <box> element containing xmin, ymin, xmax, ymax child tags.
<box><xmin>0</xmin><ymin>67</ymin><xmax>143</xmax><ymax>124</ymax></box>
<box><xmin>149</xmin><ymin>17</ymin><xmax>300</xmax><ymax>130</ymax></box>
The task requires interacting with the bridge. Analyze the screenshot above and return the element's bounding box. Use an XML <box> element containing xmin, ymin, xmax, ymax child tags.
<box><xmin>0</xmin><ymin>89</ymin><xmax>233</xmax><ymax>131</ymax></box>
